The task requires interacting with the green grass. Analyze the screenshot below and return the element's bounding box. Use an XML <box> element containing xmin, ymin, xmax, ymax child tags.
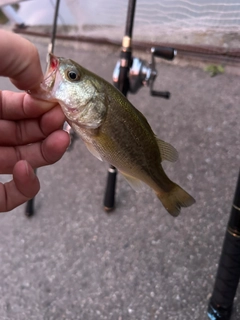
<box><xmin>204</xmin><ymin>64</ymin><xmax>225</xmax><ymax>77</ymax></box>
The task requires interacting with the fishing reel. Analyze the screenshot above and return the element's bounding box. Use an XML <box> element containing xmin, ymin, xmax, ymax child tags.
<box><xmin>113</xmin><ymin>46</ymin><xmax>177</xmax><ymax>99</ymax></box>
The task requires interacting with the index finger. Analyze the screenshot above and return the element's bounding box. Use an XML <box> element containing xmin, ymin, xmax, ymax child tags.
<box><xmin>0</xmin><ymin>30</ymin><xmax>43</xmax><ymax>91</ymax></box>
<box><xmin>0</xmin><ymin>90</ymin><xmax>59</xmax><ymax>120</ymax></box>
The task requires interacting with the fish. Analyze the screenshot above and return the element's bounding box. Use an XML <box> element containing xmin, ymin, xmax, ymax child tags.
<box><xmin>29</xmin><ymin>54</ymin><xmax>195</xmax><ymax>216</ymax></box>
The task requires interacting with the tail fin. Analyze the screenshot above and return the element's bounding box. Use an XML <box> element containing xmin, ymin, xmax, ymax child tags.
<box><xmin>157</xmin><ymin>184</ymin><xmax>195</xmax><ymax>217</ymax></box>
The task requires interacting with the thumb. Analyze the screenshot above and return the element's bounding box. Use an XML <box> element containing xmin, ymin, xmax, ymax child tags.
<box><xmin>0</xmin><ymin>30</ymin><xmax>43</xmax><ymax>91</ymax></box>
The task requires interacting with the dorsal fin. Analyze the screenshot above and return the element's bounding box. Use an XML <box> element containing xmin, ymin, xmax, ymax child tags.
<box><xmin>156</xmin><ymin>138</ymin><xmax>178</xmax><ymax>163</ymax></box>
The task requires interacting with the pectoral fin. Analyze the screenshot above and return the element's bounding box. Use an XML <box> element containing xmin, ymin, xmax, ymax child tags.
<box><xmin>156</xmin><ymin>138</ymin><xmax>178</xmax><ymax>163</ymax></box>
<box><xmin>84</xmin><ymin>142</ymin><xmax>103</xmax><ymax>161</ymax></box>
<box><xmin>120</xmin><ymin>171</ymin><xmax>144</xmax><ymax>192</ymax></box>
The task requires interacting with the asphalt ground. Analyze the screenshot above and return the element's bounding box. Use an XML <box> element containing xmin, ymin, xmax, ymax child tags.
<box><xmin>0</xmin><ymin>33</ymin><xmax>240</xmax><ymax>320</ymax></box>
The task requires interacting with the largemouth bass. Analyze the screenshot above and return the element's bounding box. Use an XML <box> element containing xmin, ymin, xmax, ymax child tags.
<box><xmin>30</xmin><ymin>54</ymin><xmax>195</xmax><ymax>216</ymax></box>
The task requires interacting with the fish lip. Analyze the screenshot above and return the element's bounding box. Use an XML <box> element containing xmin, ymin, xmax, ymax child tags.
<box><xmin>26</xmin><ymin>56</ymin><xmax>56</xmax><ymax>97</ymax></box>
<box><xmin>48</xmin><ymin>53</ymin><xmax>59</xmax><ymax>71</ymax></box>
<box><xmin>40</xmin><ymin>54</ymin><xmax>59</xmax><ymax>96</ymax></box>
<box><xmin>41</xmin><ymin>69</ymin><xmax>56</xmax><ymax>90</ymax></box>
<box><xmin>27</xmin><ymin>55</ymin><xmax>61</xmax><ymax>101</ymax></box>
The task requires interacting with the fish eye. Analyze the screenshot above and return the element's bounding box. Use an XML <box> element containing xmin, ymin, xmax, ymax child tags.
<box><xmin>66</xmin><ymin>70</ymin><xmax>80</xmax><ymax>82</ymax></box>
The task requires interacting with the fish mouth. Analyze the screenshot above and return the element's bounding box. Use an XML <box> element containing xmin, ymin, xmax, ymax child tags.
<box><xmin>41</xmin><ymin>53</ymin><xmax>59</xmax><ymax>93</ymax></box>
<box><xmin>26</xmin><ymin>54</ymin><xmax>59</xmax><ymax>100</ymax></box>
<box><xmin>48</xmin><ymin>53</ymin><xmax>59</xmax><ymax>71</ymax></box>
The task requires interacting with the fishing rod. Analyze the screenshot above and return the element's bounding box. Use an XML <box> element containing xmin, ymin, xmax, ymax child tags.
<box><xmin>208</xmin><ymin>170</ymin><xmax>240</xmax><ymax>320</ymax></box>
<box><xmin>25</xmin><ymin>0</ymin><xmax>61</xmax><ymax>217</ymax></box>
<box><xmin>103</xmin><ymin>0</ymin><xmax>176</xmax><ymax>211</ymax></box>
<box><xmin>103</xmin><ymin>0</ymin><xmax>136</xmax><ymax>211</ymax></box>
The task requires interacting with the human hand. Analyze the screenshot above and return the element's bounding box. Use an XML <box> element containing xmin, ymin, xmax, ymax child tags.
<box><xmin>0</xmin><ymin>30</ymin><xmax>70</xmax><ymax>212</ymax></box>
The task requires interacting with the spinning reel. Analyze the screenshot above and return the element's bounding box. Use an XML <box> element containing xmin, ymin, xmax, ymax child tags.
<box><xmin>113</xmin><ymin>46</ymin><xmax>177</xmax><ymax>98</ymax></box>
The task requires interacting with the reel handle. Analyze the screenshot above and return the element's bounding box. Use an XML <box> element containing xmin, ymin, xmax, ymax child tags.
<box><xmin>151</xmin><ymin>46</ymin><xmax>176</xmax><ymax>61</ymax></box>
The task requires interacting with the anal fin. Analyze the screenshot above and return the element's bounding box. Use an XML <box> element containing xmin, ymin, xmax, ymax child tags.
<box><xmin>120</xmin><ymin>171</ymin><xmax>145</xmax><ymax>192</ymax></box>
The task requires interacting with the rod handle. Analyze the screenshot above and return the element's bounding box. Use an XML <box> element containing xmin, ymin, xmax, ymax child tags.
<box><xmin>104</xmin><ymin>166</ymin><xmax>117</xmax><ymax>211</ymax></box>
<box><xmin>25</xmin><ymin>198</ymin><xmax>35</xmax><ymax>217</ymax></box>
